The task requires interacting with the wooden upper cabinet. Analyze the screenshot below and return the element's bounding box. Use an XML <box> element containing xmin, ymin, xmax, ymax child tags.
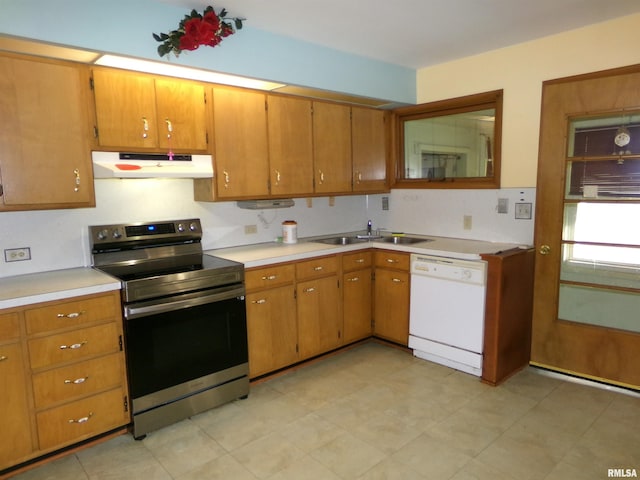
<box><xmin>352</xmin><ymin>107</ymin><xmax>388</xmax><ymax>192</ymax></box>
<box><xmin>92</xmin><ymin>68</ymin><xmax>207</xmax><ymax>152</ymax></box>
<box><xmin>268</xmin><ymin>95</ymin><xmax>314</xmax><ymax>196</ymax></box>
<box><xmin>0</xmin><ymin>54</ymin><xmax>95</xmax><ymax>211</ymax></box>
<box><xmin>210</xmin><ymin>87</ymin><xmax>270</xmax><ymax>198</ymax></box>
<box><xmin>155</xmin><ymin>78</ymin><xmax>208</xmax><ymax>151</ymax></box>
<box><xmin>313</xmin><ymin>102</ymin><xmax>353</xmax><ymax>193</ymax></box>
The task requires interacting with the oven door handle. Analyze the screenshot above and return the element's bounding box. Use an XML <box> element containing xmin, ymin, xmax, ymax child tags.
<box><xmin>124</xmin><ymin>284</ymin><xmax>245</xmax><ymax>320</ymax></box>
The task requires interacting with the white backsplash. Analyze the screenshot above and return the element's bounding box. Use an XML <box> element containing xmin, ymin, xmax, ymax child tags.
<box><xmin>0</xmin><ymin>180</ymin><xmax>535</xmax><ymax>279</ymax></box>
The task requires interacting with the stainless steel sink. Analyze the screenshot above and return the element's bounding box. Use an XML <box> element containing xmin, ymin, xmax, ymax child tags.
<box><xmin>315</xmin><ymin>236</ymin><xmax>369</xmax><ymax>245</ymax></box>
<box><xmin>380</xmin><ymin>236</ymin><xmax>432</xmax><ymax>245</ymax></box>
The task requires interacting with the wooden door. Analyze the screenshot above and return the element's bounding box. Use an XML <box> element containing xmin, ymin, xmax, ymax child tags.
<box><xmin>531</xmin><ymin>67</ymin><xmax>640</xmax><ymax>389</ymax></box>
<box><xmin>0</xmin><ymin>55</ymin><xmax>95</xmax><ymax>209</ymax></box>
<box><xmin>155</xmin><ymin>78</ymin><xmax>208</xmax><ymax>152</ymax></box>
<box><xmin>343</xmin><ymin>269</ymin><xmax>372</xmax><ymax>343</ymax></box>
<box><xmin>211</xmin><ymin>87</ymin><xmax>270</xmax><ymax>198</ymax></box>
<box><xmin>352</xmin><ymin>107</ymin><xmax>388</xmax><ymax>192</ymax></box>
<box><xmin>0</xmin><ymin>341</ymin><xmax>33</xmax><ymax>469</ymax></box>
<box><xmin>313</xmin><ymin>102</ymin><xmax>353</xmax><ymax>193</ymax></box>
<box><xmin>267</xmin><ymin>95</ymin><xmax>314</xmax><ymax>196</ymax></box>
<box><xmin>246</xmin><ymin>285</ymin><xmax>298</xmax><ymax>378</ymax></box>
<box><xmin>374</xmin><ymin>268</ymin><xmax>409</xmax><ymax>345</ymax></box>
<box><xmin>93</xmin><ymin>68</ymin><xmax>158</xmax><ymax>148</ymax></box>
<box><xmin>297</xmin><ymin>276</ymin><xmax>341</xmax><ymax>359</ymax></box>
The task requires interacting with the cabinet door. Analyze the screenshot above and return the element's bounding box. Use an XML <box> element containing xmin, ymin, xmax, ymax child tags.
<box><xmin>246</xmin><ymin>285</ymin><xmax>297</xmax><ymax>378</ymax></box>
<box><xmin>155</xmin><ymin>78</ymin><xmax>208</xmax><ymax>152</ymax></box>
<box><xmin>268</xmin><ymin>95</ymin><xmax>314</xmax><ymax>196</ymax></box>
<box><xmin>212</xmin><ymin>87</ymin><xmax>270</xmax><ymax>198</ymax></box>
<box><xmin>297</xmin><ymin>276</ymin><xmax>341</xmax><ymax>360</ymax></box>
<box><xmin>93</xmin><ymin>68</ymin><xmax>158</xmax><ymax>148</ymax></box>
<box><xmin>343</xmin><ymin>269</ymin><xmax>372</xmax><ymax>343</ymax></box>
<box><xmin>313</xmin><ymin>102</ymin><xmax>352</xmax><ymax>193</ymax></box>
<box><xmin>0</xmin><ymin>342</ymin><xmax>33</xmax><ymax>469</ymax></box>
<box><xmin>352</xmin><ymin>107</ymin><xmax>388</xmax><ymax>192</ymax></box>
<box><xmin>374</xmin><ymin>268</ymin><xmax>409</xmax><ymax>345</ymax></box>
<box><xmin>0</xmin><ymin>55</ymin><xmax>95</xmax><ymax>209</ymax></box>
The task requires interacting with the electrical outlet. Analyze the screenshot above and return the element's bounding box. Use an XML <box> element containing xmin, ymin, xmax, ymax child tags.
<box><xmin>463</xmin><ymin>215</ymin><xmax>472</xmax><ymax>230</ymax></box>
<box><xmin>244</xmin><ymin>225</ymin><xmax>257</xmax><ymax>234</ymax></box>
<box><xmin>382</xmin><ymin>196</ymin><xmax>389</xmax><ymax>211</ymax></box>
<box><xmin>4</xmin><ymin>247</ymin><xmax>31</xmax><ymax>262</ymax></box>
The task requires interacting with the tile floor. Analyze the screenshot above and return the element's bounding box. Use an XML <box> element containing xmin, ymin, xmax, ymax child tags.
<box><xmin>8</xmin><ymin>342</ymin><xmax>640</xmax><ymax>480</ymax></box>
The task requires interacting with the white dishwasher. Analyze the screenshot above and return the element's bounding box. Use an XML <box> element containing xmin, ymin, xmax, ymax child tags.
<box><xmin>408</xmin><ymin>254</ymin><xmax>487</xmax><ymax>376</ymax></box>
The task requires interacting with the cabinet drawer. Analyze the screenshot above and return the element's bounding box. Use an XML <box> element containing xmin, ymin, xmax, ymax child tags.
<box><xmin>26</xmin><ymin>292</ymin><xmax>120</xmax><ymax>335</ymax></box>
<box><xmin>28</xmin><ymin>322</ymin><xmax>121</xmax><ymax>370</ymax></box>
<box><xmin>374</xmin><ymin>250</ymin><xmax>410</xmax><ymax>270</ymax></box>
<box><xmin>245</xmin><ymin>264</ymin><xmax>295</xmax><ymax>291</ymax></box>
<box><xmin>342</xmin><ymin>251</ymin><xmax>372</xmax><ymax>272</ymax></box>
<box><xmin>0</xmin><ymin>312</ymin><xmax>21</xmax><ymax>341</ymax></box>
<box><xmin>32</xmin><ymin>353</ymin><xmax>124</xmax><ymax>409</ymax></box>
<box><xmin>36</xmin><ymin>387</ymin><xmax>128</xmax><ymax>451</ymax></box>
<box><xmin>296</xmin><ymin>256</ymin><xmax>338</xmax><ymax>280</ymax></box>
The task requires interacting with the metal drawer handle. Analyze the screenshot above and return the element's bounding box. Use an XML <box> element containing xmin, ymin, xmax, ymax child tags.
<box><xmin>59</xmin><ymin>341</ymin><xmax>87</xmax><ymax>350</ymax></box>
<box><xmin>141</xmin><ymin>117</ymin><xmax>149</xmax><ymax>138</ymax></box>
<box><xmin>251</xmin><ymin>299</ymin><xmax>267</xmax><ymax>304</ymax></box>
<box><xmin>68</xmin><ymin>412</ymin><xmax>93</xmax><ymax>424</ymax></box>
<box><xmin>73</xmin><ymin>168</ymin><xmax>81</xmax><ymax>193</ymax></box>
<box><xmin>392</xmin><ymin>278</ymin><xmax>402</xmax><ymax>283</ymax></box>
<box><xmin>261</xmin><ymin>275</ymin><xmax>277</xmax><ymax>281</ymax></box>
<box><xmin>355</xmin><ymin>258</ymin><xmax>365</xmax><ymax>263</ymax></box>
<box><xmin>64</xmin><ymin>376</ymin><xmax>89</xmax><ymax>385</ymax></box>
<box><xmin>303</xmin><ymin>287</ymin><xmax>315</xmax><ymax>293</ymax></box>
<box><xmin>313</xmin><ymin>266</ymin><xmax>323</xmax><ymax>271</ymax></box>
<box><xmin>347</xmin><ymin>276</ymin><xmax>360</xmax><ymax>282</ymax></box>
<box><xmin>57</xmin><ymin>311</ymin><xmax>85</xmax><ymax>319</ymax></box>
<box><xmin>0</xmin><ymin>355</ymin><xmax>7</xmax><ymax>362</ymax></box>
<box><xmin>386</xmin><ymin>259</ymin><xmax>399</xmax><ymax>263</ymax></box>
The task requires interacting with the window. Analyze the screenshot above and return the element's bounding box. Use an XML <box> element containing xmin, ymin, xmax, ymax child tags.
<box><xmin>393</xmin><ymin>90</ymin><xmax>502</xmax><ymax>189</ymax></box>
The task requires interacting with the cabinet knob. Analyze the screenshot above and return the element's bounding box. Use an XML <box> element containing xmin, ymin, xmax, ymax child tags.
<box><xmin>64</xmin><ymin>376</ymin><xmax>89</xmax><ymax>385</ymax></box>
<box><xmin>539</xmin><ymin>244</ymin><xmax>551</xmax><ymax>255</ymax></box>
<box><xmin>392</xmin><ymin>278</ymin><xmax>402</xmax><ymax>283</ymax></box>
<box><xmin>347</xmin><ymin>276</ymin><xmax>360</xmax><ymax>282</ymax></box>
<box><xmin>386</xmin><ymin>258</ymin><xmax>398</xmax><ymax>263</ymax></box>
<box><xmin>355</xmin><ymin>258</ymin><xmax>365</xmax><ymax>263</ymax></box>
<box><xmin>261</xmin><ymin>275</ymin><xmax>277</xmax><ymax>281</ymax></box>
<box><xmin>0</xmin><ymin>355</ymin><xmax>8</xmax><ymax>362</ymax></box>
<box><xmin>59</xmin><ymin>341</ymin><xmax>87</xmax><ymax>350</ymax></box>
<box><xmin>303</xmin><ymin>287</ymin><xmax>315</xmax><ymax>293</ymax></box>
<box><xmin>251</xmin><ymin>299</ymin><xmax>267</xmax><ymax>304</ymax></box>
<box><xmin>313</xmin><ymin>266</ymin><xmax>323</xmax><ymax>271</ymax></box>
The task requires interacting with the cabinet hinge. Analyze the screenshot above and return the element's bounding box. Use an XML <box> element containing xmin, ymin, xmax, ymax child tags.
<box><xmin>0</xmin><ymin>184</ymin><xmax>3</xmax><ymax>197</ymax></box>
<box><xmin>93</xmin><ymin>125</ymin><xmax>99</xmax><ymax>139</ymax></box>
<box><xmin>295</xmin><ymin>344</ymin><xmax>299</xmax><ymax>353</ymax></box>
<box><xmin>371</xmin><ymin>271</ymin><xmax>376</xmax><ymax>281</ymax></box>
<box><xmin>123</xmin><ymin>395</ymin><xmax>129</xmax><ymax>412</ymax></box>
<box><xmin>206</xmin><ymin>131</ymin><xmax>209</xmax><ymax>144</ymax></box>
<box><xmin>203</xmin><ymin>91</ymin><xmax>207</xmax><ymax>104</ymax></box>
<box><xmin>294</xmin><ymin>289</ymin><xmax>297</xmax><ymax>300</ymax></box>
<box><xmin>89</xmin><ymin>77</ymin><xmax>94</xmax><ymax>90</ymax></box>
<box><xmin>119</xmin><ymin>334</ymin><xmax>123</xmax><ymax>351</ymax></box>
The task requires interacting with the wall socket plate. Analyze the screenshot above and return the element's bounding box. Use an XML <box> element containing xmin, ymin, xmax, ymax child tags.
<box><xmin>515</xmin><ymin>203</ymin><xmax>532</xmax><ymax>219</ymax></box>
<box><xmin>5</xmin><ymin>247</ymin><xmax>31</xmax><ymax>262</ymax></box>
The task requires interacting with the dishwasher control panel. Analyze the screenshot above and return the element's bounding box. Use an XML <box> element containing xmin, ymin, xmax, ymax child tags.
<box><xmin>410</xmin><ymin>254</ymin><xmax>486</xmax><ymax>285</ymax></box>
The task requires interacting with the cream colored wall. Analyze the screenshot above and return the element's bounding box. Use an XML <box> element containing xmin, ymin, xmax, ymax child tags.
<box><xmin>416</xmin><ymin>13</ymin><xmax>640</xmax><ymax>187</ymax></box>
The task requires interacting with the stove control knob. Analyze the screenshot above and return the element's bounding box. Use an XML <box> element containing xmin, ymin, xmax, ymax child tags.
<box><xmin>189</xmin><ymin>222</ymin><xmax>198</xmax><ymax>232</ymax></box>
<box><xmin>112</xmin><ymin>228</ymin><xmax>122</xmax><ymax>239</ymax></box>
<box><xmin>96</xmin><ymin>229</ymin><xmax>109</xmax><ymax>241</ymax></box>
<box><xmin>177</xmin><ymin>223</ymin><xmax>185</xmax><ymax>232</ymax></box>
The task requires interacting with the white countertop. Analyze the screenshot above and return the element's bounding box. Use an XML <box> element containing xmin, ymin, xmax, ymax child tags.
<box><xmin>207</xmin><ymin>234</ymin><xmax>527</xmax><ymax>268</ymax></box>
<box><xmin>0</xmin><ymin>268</ymin><xmax>121</xmax><ymax>310</ymax></box>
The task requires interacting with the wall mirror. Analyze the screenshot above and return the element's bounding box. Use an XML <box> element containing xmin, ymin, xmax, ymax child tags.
<box><xmin>393</xmin><ymin>90</ymin><xmax>502</xmax><ymax>188</ymax></box>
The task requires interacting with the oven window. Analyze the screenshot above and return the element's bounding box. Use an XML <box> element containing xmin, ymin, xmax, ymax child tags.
<box><xmin>125</xmin><ymin>296</ymin><xmax>248</xmax><ymax>399</ymax></box>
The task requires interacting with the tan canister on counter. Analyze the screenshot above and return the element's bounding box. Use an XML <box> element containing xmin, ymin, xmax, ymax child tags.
<box><xmin>282</xmin><ymin>220</ymin><xmax>298</xmax><ymax>244</ymax></box>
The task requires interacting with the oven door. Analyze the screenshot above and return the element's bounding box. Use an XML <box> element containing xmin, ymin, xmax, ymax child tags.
<box><xmin>123</xmin><ymin>284</ymin><xmax>248</xmax><ymax>413</ymax></box>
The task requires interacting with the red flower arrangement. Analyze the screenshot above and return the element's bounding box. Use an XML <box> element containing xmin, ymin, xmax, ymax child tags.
<box><xmin>153</xmin><ymin>5</ymin><xmax>244</xmax><ymax>58</ymax></box>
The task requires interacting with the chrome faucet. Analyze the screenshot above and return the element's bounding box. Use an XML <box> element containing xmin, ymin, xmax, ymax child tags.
<box><xmin>367</xmin><ymin>219</ymin><xmax>372</xmax><ymax>236</ymax></box>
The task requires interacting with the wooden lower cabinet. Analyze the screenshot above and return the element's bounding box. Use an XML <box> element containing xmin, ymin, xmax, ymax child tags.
<box><xmin>373</xmin><ymin>250</ymin><xmax>410</xmax><ymax>345</ymax></box>
<box><xmin>297</xmin><ymin>275</ymin><xmax>341</xmax><ymax>360</ymax></box>
<box><xmin>342</xmin><ymin>251</ymin><xmax>373</xmax><ymax>343</ymax></box>
<box><xmin>0</xmin><ymin>291</ymin><xmax>129</xmax><ymax>473</ymax></box>
<box><xmin>0</xmin><ymin>341</ymin><xmax>33</xmax><ymax>469</ymax></box>
<box><xmin>246</xmin><ymin>285</ymin><xmax>298</xmax><ymax>378</ymax></box>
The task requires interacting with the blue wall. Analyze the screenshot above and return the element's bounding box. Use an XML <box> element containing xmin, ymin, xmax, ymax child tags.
<box><xmin>0</xmin><ymin>0</ymin><xmax>416</xmax><ymax>104</ymax></box>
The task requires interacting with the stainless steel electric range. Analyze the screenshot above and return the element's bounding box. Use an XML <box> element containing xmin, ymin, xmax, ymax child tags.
<box><xmin>89</xmin><ymin>218</ymin><xmax>249</xmax><ymax>439</ymax></box>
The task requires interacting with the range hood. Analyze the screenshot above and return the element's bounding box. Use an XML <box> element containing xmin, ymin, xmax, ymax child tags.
<box><xmin>92</xmin><ymin>151</ymin><xmax>213</xmax><ymax>179</ymax></box>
